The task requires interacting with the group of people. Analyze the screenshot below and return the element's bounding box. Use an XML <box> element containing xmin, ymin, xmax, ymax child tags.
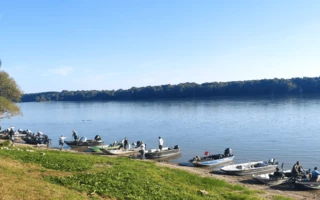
<box><xmin>139</xmin><ymin>136</ymin><xmax>164</xmax><ymax>159</ymax></box>
<box><xmin>58</xmin><ymin>130</ymin><xmax>103</xmax><ymax>150</ymax></box>
<box><xmin>117</xmin><ymin>136</ymin><xmax>164</xmax><ymax>159</ymax></box>
<box><xmin>290</xmin><ymin>161</ymin><xmax>320</xmax><ymax>182</ymax></box>
<box><xmin>1</xmin><ymin>126</ymin><xmax>51</xmax><ymax>147</ymax></box>
<box><xmin>270</xmin><ymin>161</ymin><xmax>320</xmax><ymax>182</ymax></box>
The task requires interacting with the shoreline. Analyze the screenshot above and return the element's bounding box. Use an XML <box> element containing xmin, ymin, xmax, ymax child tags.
<box><xmin>5</xmin><ymin>140</ymin><xmax>320</xmax><ymax>200</ymax></box>
<box><xmin>156</xmin><ymin>162</ymin><xmax>320</xmax><ymax>200</ymax></box>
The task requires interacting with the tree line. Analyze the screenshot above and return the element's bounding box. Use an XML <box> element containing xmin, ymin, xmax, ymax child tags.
<box><xmin>21</xmin><ymin>77</ymin><xmax>320</xmax><ymax>102</ymax></box>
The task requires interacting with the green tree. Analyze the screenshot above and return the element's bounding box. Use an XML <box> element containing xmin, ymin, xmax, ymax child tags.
<box><xmin>0</xmin><ymin>70</ymin><xmax>23</xmax><ymax>118</ymax></box>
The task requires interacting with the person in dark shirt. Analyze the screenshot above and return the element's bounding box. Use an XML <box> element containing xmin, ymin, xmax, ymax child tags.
<box><xmin>124</xmin><ymin>137</ymin><xmax>129</xmax><ymax>149</ymax></box>
<box><xmin>273</xmin><ymin>167</ymin><xmax>284</xmax><ymax>179</ymax></box>
<box><xmin>291</xmin><ymin>161</ymin><xmax>304</xmax><ymax>177</ymax></box>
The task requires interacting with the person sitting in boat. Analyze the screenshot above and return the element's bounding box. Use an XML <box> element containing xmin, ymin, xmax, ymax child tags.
<box><xmin>291</xmin><ymin>161</ymin><xmax>304</xmax><ymax>177</ymax></box>
<box><xmin>72</xmin><ymin>130</ymin><xmax>79</xmax><ymax>141</ymax></box>
<box><xmin>94</xmin><ymin>135</ymin><xmax>102</xmax><ymax>141</ymax></box>
<box><xmin>311</xmin><ymin>167</ymin><xmax>320</xmax><ymax>182</ymax></box>
<box><xmin>272</xmin><ymin>167</ymin><xmax>284</xmax><ymax>179</ymax></box>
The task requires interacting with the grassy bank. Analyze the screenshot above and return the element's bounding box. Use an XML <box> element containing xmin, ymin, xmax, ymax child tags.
<box><xmin>0</xmin><ymin>145</ymin><xmax>291</xmax><ymax>200</ymax></box>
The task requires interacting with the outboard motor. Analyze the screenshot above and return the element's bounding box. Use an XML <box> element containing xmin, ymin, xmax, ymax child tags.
<box><xmin>268</xmin><ymin>158</ymin><xmax>275</xmax><ymax>165</ymax></box>
<box><xmin>224</xmin><ymin>148</ymin><xmax>232</xmax><ymax>157</ymax></box>
<box><xmin>94</xmin><ymin>135</ymin><xmax>101</xmax><ymax>141</ymax></box>
<box><xmin>174</xmin><ymin>145</ymin><xmax>179</xmax><ymax>149</ymax></box>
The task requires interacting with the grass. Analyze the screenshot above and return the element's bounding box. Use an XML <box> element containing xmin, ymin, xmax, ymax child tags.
<box><xmin>0</xmin><ymin>145</ymin><xmax>291</xmax><ymax>200</ymax></box>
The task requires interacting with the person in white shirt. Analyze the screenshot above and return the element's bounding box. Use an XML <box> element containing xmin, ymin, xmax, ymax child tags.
<box><xmin>140</xmin><ymin>141</ymin><xmax>146</xmax><ymax>159</ymax></box>
<box><xmin>59</xmin><ymin>135</ymin><xmax>67</xmax><ymax>150</ymax></box>
<box><xmin>158</xmin><ymin>136</ymin><xmax>164</xmax><ymax>151</ymax></box>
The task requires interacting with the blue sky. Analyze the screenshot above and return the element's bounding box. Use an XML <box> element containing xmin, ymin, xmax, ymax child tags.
<box><xmin>1</xmin><ymin>0</ymin><xmax>320</xmax><ymax>93</ymax></box>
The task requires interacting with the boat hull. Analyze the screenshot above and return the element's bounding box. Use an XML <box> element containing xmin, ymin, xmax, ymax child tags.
<box><xmin>191</xmin><ymin>155</ymin><xmax>235</xmax><ymax>167</ymax></box>
<box><xmin>102</xmin><ymin>149</ymin><xmax>139</xmax><ymax>155</ymax></box>
<box><xmin>23</xmin><ymin>137</ymin><xmax>48</xmax><ymax>145</ymax></box>
<box><xmin>145</xmin><ymin>148</ymin><xmax>180</xmax><ymax>159</ymax></box>
<box><xmin>65</xmin><ymin>140</ymin><xmax>104</xmax><ymax>148</ymax></box>
<box><xmin>221</xmin><ymin>161</ymin><xmax>278</xmax><ymax>176</ymax></box>
<box><xmin>294</xmin><ymin>180</ymin><xmax>320</xmax><ymax>190</ymax></box>
<box><xmin>252</xmin><ymin>170</ymin><xmax>291</xmax><ymax>186</ymax></box>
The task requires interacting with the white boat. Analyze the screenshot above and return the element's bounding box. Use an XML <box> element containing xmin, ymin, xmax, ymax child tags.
<box><xmin>252</xmin><ymin>170</ymin><xmax>291</xmax><ymax>186</ymax></box>
<box><xmin>102</xmin><ymin>148</ymin><xmax>139</xmax><ymax>155</ymax></box>
<box><xmin>220</xmin><ymin>159</ymin><xmax>278</xmax><ymax>176</ymax></box>
<box><xmin>189</xmin><ymin>148</ymin><xmax>234</xmax><ymax>167</ymax></box>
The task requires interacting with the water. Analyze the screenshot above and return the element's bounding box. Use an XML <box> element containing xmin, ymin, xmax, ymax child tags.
<box><xmin>1</xmin><ymin>96</ymin><xmax>320</xmax><ymax>170</ymax></box>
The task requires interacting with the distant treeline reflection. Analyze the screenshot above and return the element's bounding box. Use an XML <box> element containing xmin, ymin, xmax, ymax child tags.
<box><xmin>21</xmin><ymin>77</ymin><xmax>320</xmax><ymax>102</ymax></box>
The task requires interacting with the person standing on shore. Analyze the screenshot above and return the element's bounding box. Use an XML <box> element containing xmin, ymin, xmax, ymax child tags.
<box><xmin>140</xmin><ymin>141</ymin><xmax>146</xmax><ymax>159</ymax></box>
<box><xmin>124</xmin><ymin>137</ymin><xmax>129</xmax><ymax>150</ymax></box>
<box><xmin>158</xmin><ymin>136</ymin><xmax>163</xmax><ymax>151</ymax></box>
<box><xmin>9</xmin><ymin>126</ymin><xmax>15</xmax><ymax>147</ymax></box>
<box><xmin>59</xmin><ymin>135</ymin><xmax>66</xmax><ymax>150</ymax></box>
<box><xmin>72</xmin><ymin>130</ymin><xmax>78</xmax><ymax>141</ymax></box>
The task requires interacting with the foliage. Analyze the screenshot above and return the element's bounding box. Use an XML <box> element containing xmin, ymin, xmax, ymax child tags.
<box><xmin>272</xmin><ymin>196</ymin><xmax>294</xmax><ymax>200</ymax></box>
<box><xmin>0</xmin><ymin>140</ymin><xmax>11</xmax><ymax>147</ymax></box>
<box><xmin>21</xmin><ymin>77</ymin><xmax>320</xmax><ymax>102</ymax></box>
<box><xmin>0</xmin><ymin>148</ymin><xmax>102</xmax><ymax>171</ymax></box>
<box><xmin>0</xmin><ymin>148</ymin><xmax>292</xmax><ymax>199</ymax></box>
<box><xmin>47</xmin><ymin>161</ymin><xmax>261</xmax><ymax>200</ymax></box>
<box><xmin>0</xmin><ymin>71</ymin><xmax>23</xmax><ymax>118</ymax></box>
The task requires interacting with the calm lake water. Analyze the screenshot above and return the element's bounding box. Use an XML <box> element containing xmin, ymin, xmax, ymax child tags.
<box><xmin>1</xmin><ymin>96</ymin><xmax>320</xmax><ymax>170</ymax></box>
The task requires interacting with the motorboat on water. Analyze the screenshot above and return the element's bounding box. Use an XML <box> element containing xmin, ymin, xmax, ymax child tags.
<box><xmin>220</xmin><ymin>159</ymin><xmax>278</xmax><ymax>176</ymax></box>
<box><xmin>189</xmin><ymin>148</ymin><xmax>234</xmax><ymax>167</ymax></box>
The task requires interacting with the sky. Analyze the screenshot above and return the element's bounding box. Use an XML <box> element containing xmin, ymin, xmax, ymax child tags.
<box><xmin>1</xmin><ymin>0</ymin><xmax>320</xmax><ymax>93</ymax></box>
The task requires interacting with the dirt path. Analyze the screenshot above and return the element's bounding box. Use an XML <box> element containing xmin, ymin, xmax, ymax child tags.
<box><xmin>156</xmin><ymin>162</ymin><xmax>320</xmax><ymax>200</ymax></box>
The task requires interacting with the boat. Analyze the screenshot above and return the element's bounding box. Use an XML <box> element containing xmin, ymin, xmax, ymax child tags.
<box><xmin>22</xmin><ymin>136</ymin><xmax>50</xmax><ymax>145</ymax></box>
<box><xmin>65</xmin><ymin>135</ymin><xmax>104</xmax><ymax>150</ymax></box>
<box><xmin>288</xmin><ymin>169</ymin><xmax>320</xmax><ymax>190</ymax></box>
<box><xmin>145</xmin><ymin>145</ymin><xmax>180</xmax><ymax>159</ymax></box>
<box><xmin>293</xmin><ymin>179</ymin><xmax>320</xmax><ymax>190</ymax></box>
<box><xmin>101</xmin><ymin>148</ymin><xmax>139</xmax><ymax>155</ymax></box>
<box><xmin>252</xmin><ymin>168</ymin><xmax>291</xmax><ymax>186</ymax></box>
<box><xmin>65</xmin><ymin>140</ymin><xmax>104</xmax><ymax>148</ymax></box>
<box><xmin>189</xmin><ymin>148</ymin><xmax>234</xmax><ymax>167</ymax></box>
<box><xmin>88</xmin><ymin>145</ymin><xmax>120</xmax><ymax>152</ymax></box>
<box><xmin>220</xmin><ymin>159</ymin><xmax>278</xmax><ymax>176</ymax></box>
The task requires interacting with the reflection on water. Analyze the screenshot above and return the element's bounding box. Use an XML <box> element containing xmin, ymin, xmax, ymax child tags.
<box><xmin>2</xmin><ymin>96</ymin><xmax>320</xmax><ymax>169</ymax></box>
